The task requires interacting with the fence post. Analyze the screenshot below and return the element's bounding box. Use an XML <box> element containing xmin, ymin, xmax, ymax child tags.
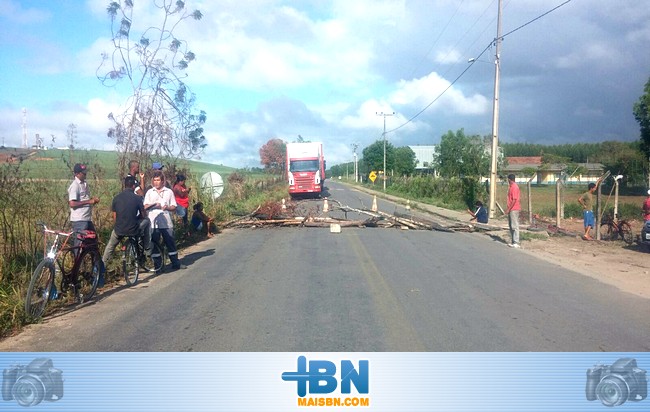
<box><xmin>596</xmin><ymin>182</ymin><xmax>602</xmax><ymax>240</ymax></box>
<box><xmin>527</xmin><ymin>174</ymin><xmax>535</xmax><ymax>225</ymax></box>
<box><xmin>555</xmin><ymin>178</ymin><xmax>562</xmax><ymax>228</ymax></box>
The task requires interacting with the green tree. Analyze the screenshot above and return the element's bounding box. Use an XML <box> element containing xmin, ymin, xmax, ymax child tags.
<box><xmin>433</xmin><ymin>129</ymin><xmax>489</xmax><ymax>178</ymax></box>
<box><xmin>598</xmin><ymin>141</ymin><xmax>646</xmax><ymax>185</ymax></box>
<box><xmin>393</xmin><ymin>146</ymin><xmax>416</xmax><ymax>176</ymax></box>
<box><xmin>362</xmin><ymin>140</ymin><xmax>395</xmax><ymax>173</ymax></box>
<box><xmin>98</xmin><ymin>0</ymin><xmax>205</xmax><ymax>174</ymax></box>
<box><xmin>634</xmin><ymin>76</ymin><xmax>650</xmax><ymax>158</ymax></box>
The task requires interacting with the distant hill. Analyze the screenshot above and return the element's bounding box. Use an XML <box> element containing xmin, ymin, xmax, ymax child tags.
<box><xmin>1</xmin><ymin>147</ymin><xmax>237</xmax><ymax>180</ymax></box>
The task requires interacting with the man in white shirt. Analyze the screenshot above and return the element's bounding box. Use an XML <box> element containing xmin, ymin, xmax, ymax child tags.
<box><xmin>144</xmin><ymin>170</ymin><xmax>186</xmax><ymax>271</ymax></box>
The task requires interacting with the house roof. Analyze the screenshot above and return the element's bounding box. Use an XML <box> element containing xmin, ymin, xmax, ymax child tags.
<box><xmin>504</xmin><ymin>158</ymin><xmax>604</xmax><ymax>173</ymax></box>
<box><xmin>507</xmin><ymin>156</ymin><xmax>542</xmax><ymax>165</ymax></box>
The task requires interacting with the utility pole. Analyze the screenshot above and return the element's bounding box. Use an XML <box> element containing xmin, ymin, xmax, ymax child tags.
<box><xmin>351</xmin><ymin>143</ymin><xmax>359</xmax><ymax>182</ymax></box>
<box><xmin>488</xmin><ymin>0</ymin><xmax>503</xmax><ymax>219</ymax></box>
<box><xmin>376</xmin><ymin>112</ymin><xmax>395</xmax><ymax>191</ymax></box>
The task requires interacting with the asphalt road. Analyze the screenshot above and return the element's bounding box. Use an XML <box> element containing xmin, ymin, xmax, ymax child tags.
<box><xmin>1</xmin><ymin>181</ymin><xmax>649</xmax><ymax>352</ymax></box>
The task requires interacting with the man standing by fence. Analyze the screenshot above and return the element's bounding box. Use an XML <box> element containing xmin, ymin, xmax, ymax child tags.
<box><xmin>506</xmin><ymin>174</ymin><xmax>521</xmax><ymax>248</ymax></box>
<box><xmin>578</xmin><ymin>182</ymin><xmax>598</xmax><ymax>240</ymax></box>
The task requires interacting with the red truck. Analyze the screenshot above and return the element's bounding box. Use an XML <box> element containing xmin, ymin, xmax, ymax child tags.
<box><xmin>286</xmin><ymin>142</ymin><xmax>326</xmax><ymax>197</ymax></box>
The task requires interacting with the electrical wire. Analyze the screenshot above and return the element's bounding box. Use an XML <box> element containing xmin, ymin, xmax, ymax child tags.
<box><xmin>386</xmin><ymin>0</ymin><xmax>574</xmax><ymax>135</ymax></box>
<box><xmin>406</xmin><ymin>0</ymin><xmax>467</xmax><ymax>81</ymax></box>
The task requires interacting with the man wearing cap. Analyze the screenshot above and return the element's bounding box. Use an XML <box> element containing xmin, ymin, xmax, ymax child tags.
<box><xmin>68</xmin><ymin>163</ymin><xmax>100</xmax><ymax>247</ymax></box>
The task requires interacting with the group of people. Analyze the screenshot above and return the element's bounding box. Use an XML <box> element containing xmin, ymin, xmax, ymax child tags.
<box><xmin>470</xmin><ymin>174</ymin><xmax>626</xmax><ymax>246</ymax></box>
<box><xmin>172</xmin><ymin>175</ymin><xmax>215</xmax><ymax>237</ymax></box>
<box><xmin>67</xmin><ymin>160</ymin><xmax>215</xmax><ymax>278</ymax></box>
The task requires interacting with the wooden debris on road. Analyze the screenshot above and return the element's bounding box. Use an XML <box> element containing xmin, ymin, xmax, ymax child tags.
<box><xmin>223</xmin><ymin>198</ymin><xmax>459</xmax><ymax>232</ymax></box>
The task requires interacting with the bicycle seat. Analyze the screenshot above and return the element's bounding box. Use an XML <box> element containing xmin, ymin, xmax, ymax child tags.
<box><xmin>76</xmin><ymin>230</ymin><xmax>97</xmax><ymax>242</ymax></box>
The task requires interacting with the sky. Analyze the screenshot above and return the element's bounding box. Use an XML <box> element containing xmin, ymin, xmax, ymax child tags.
<box><xmin>0</xmin><ymin>0</ymin><xmax>649</xmax><ymax>169</ymax></box>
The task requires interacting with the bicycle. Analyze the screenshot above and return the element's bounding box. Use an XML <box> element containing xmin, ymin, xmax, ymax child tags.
<box><xmin>25</xmin><ymin>222</ymin><xmax>101</xmax><ymax>319</ymax></box>
<box><xmin>599</xmin><ymin>214</ymin><xmax>634</xmax><ymax>245</ymax></box>
<box><xmin>120</xmin><ymin>235</ymin><xmax>159</xmax><ymax>286</ymax></box>
<box><xmin>150</xmin><ymin>229</ymin><xmax>167</xmax><ymax>274</ymax></box>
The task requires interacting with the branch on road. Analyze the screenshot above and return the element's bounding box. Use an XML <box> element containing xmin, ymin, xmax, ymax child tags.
<box><xmin>222</xmin><ymin>198</ymin><xmax>465</xmax><ymax>231</ymax></box>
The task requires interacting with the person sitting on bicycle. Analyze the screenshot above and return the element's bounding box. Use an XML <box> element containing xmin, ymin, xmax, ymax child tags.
<box><xmin>102</xmin><ymin>176</ymin><xmax>152</xmax><ymax>270</ymax></box>
<box><xmin>144</xmin><ymin>170</ymin><xmax>187</xmax><ymax>271</ymax></box>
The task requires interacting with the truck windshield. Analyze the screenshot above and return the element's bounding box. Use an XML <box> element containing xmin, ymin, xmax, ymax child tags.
<box><xmin>290</xmin><ymin>160</ymin><xmax>319</xmax><ymax>172</ymax></box>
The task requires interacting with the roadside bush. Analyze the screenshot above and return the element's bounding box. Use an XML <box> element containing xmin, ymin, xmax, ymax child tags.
<box><xmin>389</xmin><ymin>175</ymin><xmax>473</xmax><ymax>209</ymax></box>
<box><xmin>603</xmin><ymin>203</ymin><xmax>640</xmax><ymax>221</ymax></box>
<box><xmin>563</xmin><ymin>203</ymin><xmax>583</xmax><ymax>219</ymax></box>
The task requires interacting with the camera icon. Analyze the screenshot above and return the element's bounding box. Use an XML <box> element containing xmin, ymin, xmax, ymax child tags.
<box><xmin>2</xmin><ymin>358</ymin><xmax>63</xmax><ymax>407</ymax></box>
<box><xmin>586</xmin><ymin>358</ymin><xmax>647</xmax><ymax>407</ymax></box>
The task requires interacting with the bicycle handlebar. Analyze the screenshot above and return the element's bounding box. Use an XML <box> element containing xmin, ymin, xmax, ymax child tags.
<box><xmin>35</xmin><ymin>222</ymin><xmax>73</xmax><ymax>237</ymax></box>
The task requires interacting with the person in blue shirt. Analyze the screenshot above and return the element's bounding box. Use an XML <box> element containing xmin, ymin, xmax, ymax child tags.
<box><xmin>468</xmin><ymin>200</ymin><xmax>488</xmax><ymax>224</ymax></box>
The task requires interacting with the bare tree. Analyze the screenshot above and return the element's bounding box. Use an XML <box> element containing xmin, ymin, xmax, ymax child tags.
<box><xmin>97</xmin><ymin>0</ymin><xmax>206</xmax><ymax>173</ymax></box>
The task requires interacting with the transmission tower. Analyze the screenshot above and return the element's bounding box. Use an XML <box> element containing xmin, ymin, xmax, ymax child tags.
<box><xmin>22</xmin><ymin>108</ymin><xmax>28</xmax><ymax>148</ymax></box>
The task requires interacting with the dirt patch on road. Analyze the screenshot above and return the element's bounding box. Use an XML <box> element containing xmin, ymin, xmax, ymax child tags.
<box><xmin>511</xmin><ymin>217</ymin><xmax>650</xmax><ymax>299</ymax></box>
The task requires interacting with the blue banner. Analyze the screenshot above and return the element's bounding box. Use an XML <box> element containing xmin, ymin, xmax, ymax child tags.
<box><xmin>0</xmin><ymin>352</ymin><xmax>648</xmax><ymax>410</ymax></box>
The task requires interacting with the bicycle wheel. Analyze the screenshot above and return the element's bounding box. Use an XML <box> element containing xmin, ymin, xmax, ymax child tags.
<box><xmin>137</xmin><ymin>237</ymin><xmax>155</xmax><ymax>273</ymax></box>
<box><xmin>25</xmin><ymin>259</ymin><xmax>55</xmax><ymax>319</ymax></box>
<box><xmin>619</xmin><ymin>222</ymin><xmax>634</xmax><ymax>245</ymax></box>
<box><xmin>122</xmin><ymin>240</ymin><xmax>139</xmax><ymax>286</ymax></box>
<box><xmin>600</xmin><ymin>223</ymin><xmax>616</xmax><ymax>241</ymax></box>
<box><xmin>150</xmin><ymin>240</ymin><xmax>165</xmax><ymax>274</ymax></box>
<box><xmin>76</xmin><ymin>249</ymin><xmax>100</xmax><ymax>303</ymax></box>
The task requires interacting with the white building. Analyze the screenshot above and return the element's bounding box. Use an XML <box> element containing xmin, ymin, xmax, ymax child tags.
<box><xmin>408</xmin><ymin>145</ymin><xmax>437</xmax><ymax>174</ymax></box>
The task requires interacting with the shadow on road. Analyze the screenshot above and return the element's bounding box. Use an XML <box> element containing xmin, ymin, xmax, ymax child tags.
<box><xmin>182</xmin><ymin>248</ymin><xmax>216</xmax><ymax>265</ymax></box>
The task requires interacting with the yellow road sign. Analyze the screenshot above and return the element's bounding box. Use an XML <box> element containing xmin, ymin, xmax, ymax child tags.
<box><xmin>369</xmin><ymin>171</ymin><xmax>377</xmax><ymax>183</ymax></box>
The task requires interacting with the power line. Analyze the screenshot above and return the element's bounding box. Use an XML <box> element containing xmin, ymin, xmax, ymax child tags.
<box><xmin>500</xmin><ymin>0</ymin><xmax>573</xmax><ymax>40</ymax></box>
<box><xmin>386</xmin><ymin>0</ymin><xmax>574</xmax><ymax>135</ymax></box>
<box><xmin>406</xmin><ymin>0</ymin><xmax>467</xmax><ymax>80</ymax></box>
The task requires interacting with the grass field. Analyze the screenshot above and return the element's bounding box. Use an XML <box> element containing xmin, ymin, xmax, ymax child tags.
<box><xmin>6</xmin><ymin>147</ymin><xmax>238</xmax><ymax>180</ymax></box>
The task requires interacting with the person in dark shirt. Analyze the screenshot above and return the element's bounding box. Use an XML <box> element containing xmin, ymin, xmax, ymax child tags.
<box><xmin>191</xmin><ymin>202</ymin><xmax>215</xmax><ymax>237</ymax></box>
<box><xmin>126</xmin><ymin>159</ymin><xmax>146</xmax><ymax>196</ymax></box>
<box><xmin>467</xmin><ymin>200</ymin><xmax>489</xmax><ymax>224</ymax></box>
<box><xmin>102</xmin><ymin>176</ymin><xmax>152</xmax><ymax>268</ymax></box>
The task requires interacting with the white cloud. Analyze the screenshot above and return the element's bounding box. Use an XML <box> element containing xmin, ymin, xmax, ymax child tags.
<box><xmin>435</xmin><ymin>48</ymin><xmax>462</xmax><ymax>65</ymax></box>
<box><xmin>389</xmin><ymin>72</ymin><xmax>489</xmax><ymax>115</ymax></box>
